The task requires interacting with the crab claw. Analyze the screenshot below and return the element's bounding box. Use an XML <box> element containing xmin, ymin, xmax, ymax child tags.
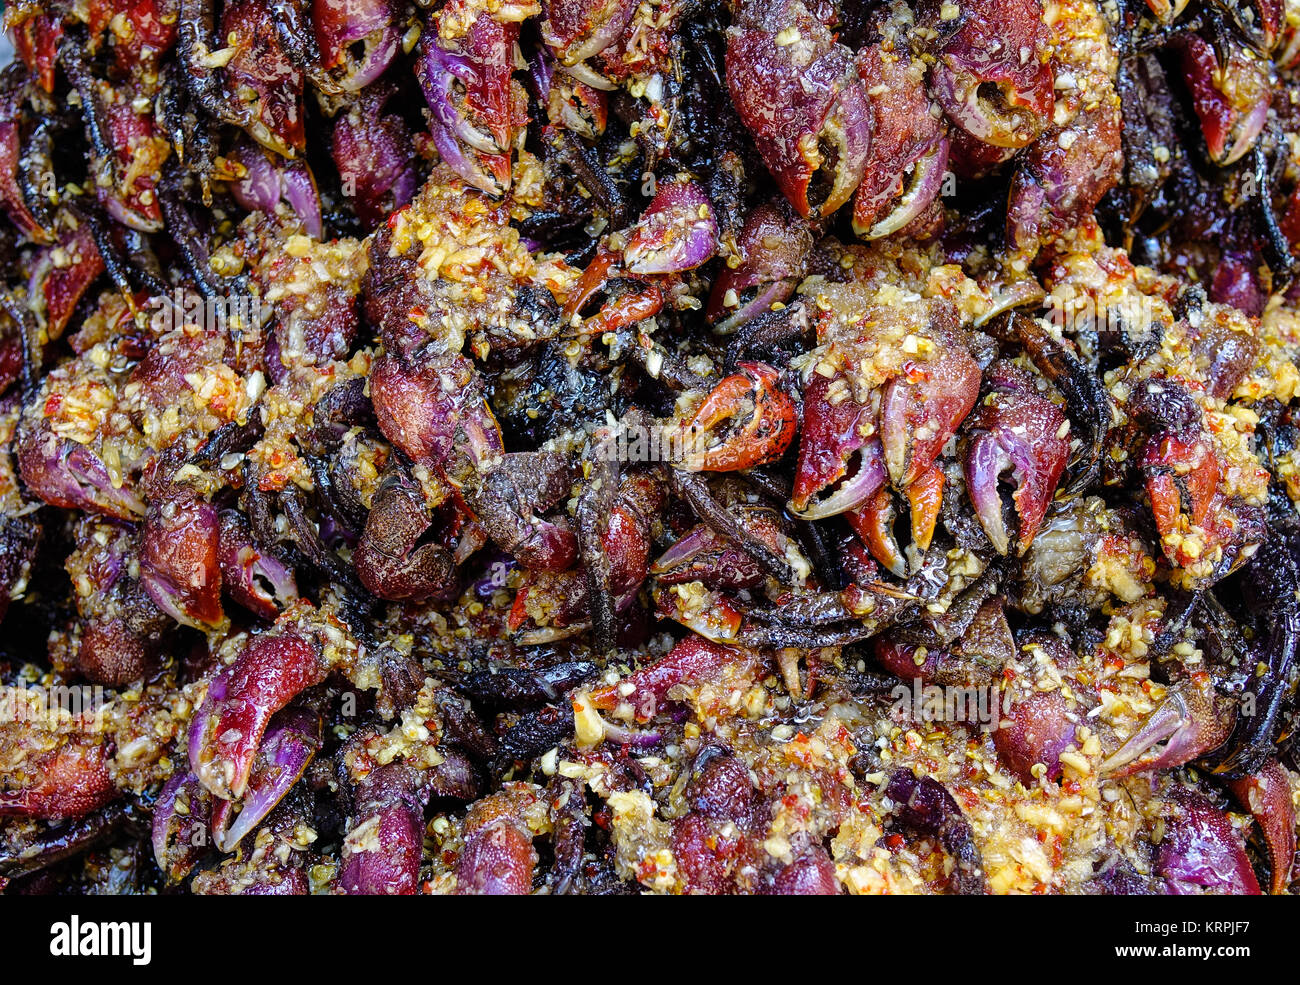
<box><xmin>339</xmin><ymin>764</ymin><xmax>433</xmax><ymax>895</ymax></box>
<box><xmin>1100</xmin><ymin>680</ymin><xmax>1234</xmax><ymax>777</ymax></box>
<box><xmin>964</xmin><ymin>367</ymin><xmax>1070</xmax><ymax>556</ymax></box>
<box><xmin>418</xmin><ymin>1</ymin><xmax>529</xmax><ymax>196</ymax></box>
<box><xmin>369</xmin><ymin>352</ymin><xmax>503</xmax><ymax>478</ymax></box>
<box><xmin>1177</xmin><ymin>34</ymin><xmax>1271</xmax><ymax>167</ymax></box>
<box><xmin>906</xmin><ymin>464</ymin><xmax>944</xmax><ymax>553</ymax></box>
<box><xmin>11</xmin><ymin>12</ymin><xmax>63</xmax><ymax>93</ymax></box>
<box><xmin>212</xmin><ymin>708</ymin><xmax>321</xmax><ymax>852</ymax></box>
<box><xmin>652</xmin><ymin>506</ymin><xmax>793</xmax><ymax>591</ymax></box>
<box><xmin>853</xmin><ymin>46</ymin><xmax>949</xmax><ymax>239</ymax></box>
<box><xmin>313</xmin><ymin>0</ymin><xmax>400</xmax><ymax>90</ymax></box>
<box><xmin>880</xmin><ymin>344</ymin><xmax>981</xmax><ymax>490</ymax></box>
<box><xmin>790</xmin><ymin>371</ymin><xmax>886</xmax><ymax>519</ymax></box>
<box><xmin>929</xmin><ymin>0</ymin><xmax>1054</xmax><ymax>149</ymax></box>
<box><xmin>189</xmin><ymin>632</ymin><xmax>326</xmax><ymax>801</ymax></box>
<box><xmin>221</xmin><ymin>0</ymin><xmax>307</xmax><ymax>156</ymax></box>
<box><xmin>1140</xmin><ymin>431</ymin><xmax>1264</xmax><ymax>583</ymax></box>
<box><xmin>1225</xmin><ymin>759</ymin><xmax>1296</xmax><ymax>895</ymax></box>
<box><xmin>541</xmin><ymin>0</ymin><xmax>637</xmax><ymax>69</ymax></box>
<box><xmin>0</xmin><ymin>106</ymin><xmax>51</xmax><ymax>242</ymax></box>
<box><xmin>470</xmin><ymin>452</ymin><xmax>578</xmax><ymax>571</ymax></box>
<box><xmin>679</xmin><ymin>361</ymin><xmax>797</xmax><ymax>472</ymax></box>
<box><xmin>151</xmin><ymin>771</ymin><xmax>213</xmax><ymax>882</ymax></box>
<box><xmin>1155</xmin><ymin>789</ymin><xmax>1261</xmax><ymax>895</ymax></box>
<box><xmin>1006</xmin><ymin>103</ymin><xmax>1123</xmax><ymax>253</ymax></box>
<box><xmin>725</xmin><ymin>0</ymin><xmax>873</xmax><ymax>219</ymax></box>
<box><xmin>623</xmin><ymin>178</ymin><xmax>718</xmax><ymax>276</ymax></box>
<box><xmin>587</xmin><ymin>636</ymin><xmax>757</xmax><ymax>721</ymax></box>
<box><xmin>706</xmin><ymin>200</ymin><xmax>813</xmax><ymax>329</ymax></box>
<box><xmin>0</xmin><ymin>715</ymin><xmax>116</xmax><ymax>820</ymax></box>
<box><xmin>847</xmin><ymin>487</ymin><xmax>907</xmax><ymax>578</ymax></box>
<box><xmin>30</xmin><ymin>222</ymin><xmax>105</xmax><ymax>342</ymax></box>
<box><xmin>95</xmin><ymin>85</ymin><xmax>169</xmax><ymax>232</ymax></box>
<box><xmin>140</xmin><ymin>488</ymin><xmax>224</xmax><ymax>630</ymax></box>
<box><xmin>331</xmin><ymin>86</ymin><xmax>416</xmax><ymax>230</ymax></box>
<box><xmin>218</xmin><ymin>511</ymin><xmax>299</xmax><ymax>621</ymax></box>
<box><xmin>229</xmin><ymin>141</ymin><xmax>322</xmax><ymax>238</ymax></box>
<box><xmin>17</xmin><ymin>426</ymin><xmax>145</xmax><ymax>520</ymax></box>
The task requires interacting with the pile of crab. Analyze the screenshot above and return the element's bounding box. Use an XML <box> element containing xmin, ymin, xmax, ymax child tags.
<box><xmin>0</xmin><ymin>0</ymin><xmax>1299</xmax><ymax>894</ymax></box>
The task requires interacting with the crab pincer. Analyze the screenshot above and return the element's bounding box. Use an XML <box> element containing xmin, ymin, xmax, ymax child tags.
<box><xmin>928</xmin><ymin>0</ymin><xmax>1053</xmax><ymax>150</ymax></box>
<box><xmin>1225</xmin><ymin>759</ymin><xmax>1296</xmax><ymax>895</ymax></box>
<box><xmin>1100</xmin><ymin>677</ymin><xmax>1235</xmax><ymax>777</ymax></box>
<box><xmin>1154</xmin><ymin>789</ymin><xmax>1261</xmax><ymax>895</ymax></box>
<box><xmin>964</xmin><ymin>364</ymin><xmax>1070</xmax><ymax>556</ymax></box>
<box><xmin>418</xmin><ymin>0</ymin><xmax>531</xmax><ymax>196</ymax></box>
<box><xmin>188</xmin><ymin>631</ymin><xmax>326</xmax><ymax>801</ymax></box>
<box><xmin>789</xmin><ymin>371</ymin><xmax>886</xmax><ymax>520</ymax></box>
<box><xmin>725</xmin><ymin>0</ymin><xmax>873</xmax><ymax>219</ymax></box>
<box><xmin>678</xmin><ymin>362</ymin><xmax>797</xmax><ymax>472</ymax></box>
<box><xmin>1176</xmin><ymin>33</ymin><xmax>1271</xmax><ymax>168</ymax></box>
<box><xmin>706</xmin><ymin>201</ymin><xmax>812</xmax><ymax>331</ymax></box>
<box><xmin>140</xmin><ymin>487</ymin><xmax>224</xmax><ymax>631</ymax></box>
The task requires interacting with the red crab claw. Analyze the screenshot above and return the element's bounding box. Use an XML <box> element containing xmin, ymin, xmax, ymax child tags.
<box><xmin>0</xmin><ymin>715</ymin><xmax>115</xmax><ymax>820</ymax></box>
<box><xmin>151</xmin><ymin>771</ymin><xmax>213</xmax><ymax>882</ymax></box>
<box><xmin>679</xmin><ymin>361</ymin><xmax>798</xmax><ymax>472</ymax></box>
<box><xmin>847</xmin><ymin>487</ymin><xmax>906</xmax><ymax>577</ymax></box>
<box><xmin>622</xmin><ymin>178</ymin><xmax>718</xmax><ymax>276</ymax></box>
<box><xmin>105</xmin><ymin>0</ymin><xmax>180</xmax><ymax>70</ymax></box>
<box><xmin>964</xmin><ymin>367</ymin><xmax>1070</xmax><ymax>556</ymax></box>
<box><xmin>587</xmin><ymin>636</ymin><xmax>758</xmax><ymax>721</ymax></box>
<box><xmin>929</xmin><ymin>0</ymin><xmax>1054</xmax><ymax>150</ymax></box>
<box><xmin>455</xmin><ymin>814</ymin><xmax>538</xmax><ymax>895</ymax></box>
<box><xmin>188</xmin><ymin>632</ymin><xmax>326</xmax><ymax>801</ymax></box>
<box><xmin>140</xmin><ymin>487</ymin><xmax>224</xmax><ymax>631</ymax></box>
<box><xmin>531</xmin><ymin>49</ymin><xmax>608</xmax><ymax>137</ymax></box>
<box><xmin>1154</xmin><ymin>789</ymin><xmax>1261</xmax><ymax>895</ymax></box>
<box><xmin>211</xmin><ymin>708</ymin><xmax>321</xmax><ymax>852</ymax></box>
<box><xmin>1176</xmin><ymin>33</ymin><xmax>1271</xmax><ymax>167</ymax></box>
<box><xmin>419</xmin><ymin>2</ymin><xmax>529</xmax><ymax>196</ymax></box>
<box><xmin>651</xmin><ymin>506</ymin><xmax>793</xmax><ymax>591</ymax></box>
<box><xmin>354</xmin><ymin>467</ymin><xmax>457</xmax><ymax>602</ymax></box>
<box><xmin>541</xmin><ymin>0</ymin><xmax>637</xmax><ymax>75</ymax></box>
<box><xmin>313</xmin><ymin>0</ymin><xmax>400</xmax><ymax>91</ymax></box>
<box><xmin>853</xmin><ymin>46</ymin><xmax>949</xmax><ymax>239</ymax></box>
<box><xmin>1007</xmin><ymin>103</ymin><xmax>1123</xmax><ymax>253</ymax></box>
<box><xmin>331</xmin><ymin>86</ymin><xmax>415</xmax><ymax>230</ymax></box>
<box><xmin>17</xmin><ymin>426</ymin><xmax>145</xmax><ymax>520</ymax></box>
<box><xmin>1141</xmin><ymin>0</ymin><xmax>1189</xmax><ymax>21</ymax></box>
<box><xmin>10</xmin><ymin>12</ymin><xmax>62</xmax><ymax>93</ymax></box>
<box><xmin>218</xmin><ymin>510</ymin><xmax>299</xmax><ymax>621</ymax></box>
<box><xmin>706</xmin><ymin>200</ymin><xmax>812</xmax><ymax>329</ymax></box>
<box><xmin>229</xmin><ymin>141</ymin><xmax>322</xmax><ymax>238</ymax></box>
<box><xmin>31</xmin><ymin>221</ymin><xmax>105</xmax><ymax>341</ymax></box>
<box><xmin>1225</xmin><ymin>759</ymin><xmax>1296</xmax><ymax>895</ymax></box>
<box><xmin>1139</xmin><ymin>432</ymin><xmax>1263</xmax><ymax>581</ymax></box>
<box><xmin>0</xmin><ymin>100</ymin><xmax>51</xmax><ymax>242</ymax></box>
<box><xmin>879</xmin><ymin>343</ymin><xmax>981</xmax><ymax>490</ymax></box>
<box><xmin>725</xmin><ymin>0</ymin><xmax>873</xmax><ymax>219</ymax></box>
<box><xmin>221</xmin><ymin>0</ymin><xmax>306</xmax><ymax>156</ymax></box>
<box><xmin>1100</xmin><ymin>678</ymin><xmax>1235</xmax><ymax>777</ymax></box>
<box><xmin>369</xmin><ymin>352</ymin><xmax>503</xmax><ymax>479</ymax></box>
<box><xmin>790</xmin><ymin>371</ymin><xmax>885</xmax><ymax>519</ymax></box>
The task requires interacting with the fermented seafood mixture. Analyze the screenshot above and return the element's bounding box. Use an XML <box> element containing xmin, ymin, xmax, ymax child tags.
<box><xmin>0</xmin><ymin>0</ymin><xmax>1298</xmax><ymax>895</ymax></box>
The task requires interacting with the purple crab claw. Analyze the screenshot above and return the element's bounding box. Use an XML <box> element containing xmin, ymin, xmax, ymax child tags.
<box><xmin>1154</xmin><ymin>789</ymin><xmax>1261</xmax><ymax>895</ymax></box>
<box><xmin>964</xmin><ymin>367</ymin><xmax>1070</xmax><ymax>556</ymax></box>
<box><xmin>229</xmin><ymin>142</ymin><xmax>322</xmax><ymax>239</ymax></box>
<box><xmin>188</xmin><ymin>632</ymin><xmax>326</xmax><ymax>801</ymax></box>
<box><xmin>17</xmin><ymin>428</ymin><xmax>145</xmax><ymax>520</ymax></box>
<box><xmin>470</xmin><ymin>452</ymin><xmax>578</xmax><ymax>572</ymax></box>
<box><xmin>622</xmin><ymin>179</ymin><xmax>718</xmax><ymax>275</ymax></box>
<box><xmin>706</xmin><ymin>200</ymin><xmax>812</xmax><ymax>329</ymax></box>
<box><xmin>339</xmin><ymin>764</ymin><xmax>432</xmax><ymax>895</ymax></box>
<box><xmin>1100</xmin><ymin>682</ymin><xmax>1234</xmax><ymax>777</ymax></box>
<box><xmin>857</xmin><ymin>137</ymin><xmax>949</xmax><ymax>240</ymax></box>
<box><xmin>211</xmin><ymin>708</ymin><xmax>321</xmax><ymax>852</ymax></box>
<box><xmin>151</xmin><ymin>771</ymin><xmax>214</xmax><ymax>883</ymax></box>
